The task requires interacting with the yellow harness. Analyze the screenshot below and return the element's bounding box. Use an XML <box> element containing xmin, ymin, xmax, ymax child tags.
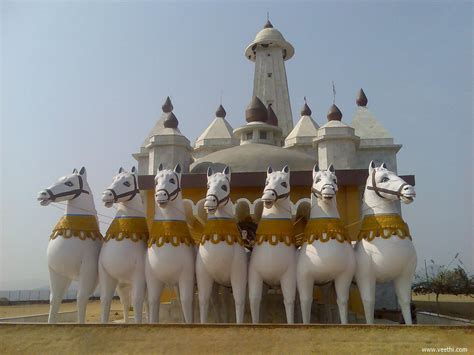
<box><xmin>303</xmin><ymin>218</ymin><xmax>349</xmax><ymax>244</ymax></box>
<box><xmin>50</xmin><ymin>215</ymin><xmax>103</xmax><ymax>241</ymax></box>
<box><xmin>105</xmin><ymin>217</ymin><xmax>149</xmax><ymax>243</ymax></box>
<box><xmin>201</xmin><ymin>218</ymin><xmax>244</xmax><ymax>246</ymax></box>
<box><xmin>357</xmin><ymin>214</ymin><xmax>411</xmax><ymax>241</ymax></box>
<box><xmin>148</xmin><ymin>220</ymin><xmax>194</xmax><ymax>248</ymax></box>
<box><xmin>255</xmin><ymin>219</ymin><xmax>295</xmax><ymax>246</ymax></box>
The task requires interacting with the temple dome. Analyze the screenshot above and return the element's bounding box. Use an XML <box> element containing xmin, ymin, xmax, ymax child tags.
<box><xmin>190</xmin><ymin>143</ymin><xmax>317</xmax><ymax>173</ymax></box>
<box><xmin>245</xmin><ymin>21</ymin><xmax>294</xmax><ymax>61</ymax></box>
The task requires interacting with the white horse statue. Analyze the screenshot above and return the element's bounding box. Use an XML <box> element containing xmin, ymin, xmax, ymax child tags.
<box><xmin>296</xmin><ymin>164</ymin><xmax>355</xmax><ymax>324</ymax></box>
<box><xmin>355</xmin><ymin>161</ymin><xmax>417</xmax><ymax>324</ymax></box>
<box><xmin>145</xmin><ymin>163</ymin><xmax>195</xmax><ymax>323</ymax></box>
<box><xmin>99</xmin><ymin>167</ymin><xmax>148</xmax><ymax>323</ymax></box>
<box><xmin>196</xmin><ymin>166</ymin><xmax>247</xmax><ymax>323</ymax></box>
<box><xmin>37</xmin><ymin>167</ymin><xmax>102</xmax><ymax>323</ymax></box>
<box><xmin>248</xmin><ymin>165</ymin><xmax>296</xmax><ymax>324</ymax></box>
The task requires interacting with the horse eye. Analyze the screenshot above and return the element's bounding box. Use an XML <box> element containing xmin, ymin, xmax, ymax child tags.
<box><xmin>281</xmin><ymin>182</ymin><xmax>288</xmax><ymax>188</ymax></box>
<box><xmin>316</xmin><ymin>178</ymin><xmax>321</xmax><ymax>183</ymax></box>
<box><xmin>169</xmin><ymin>178</ymin><xmax>175</xmax><ymax>184</ymax></box>
<box><xmin>64</xmin><ymin>181</ymin><xmax>73</xmax><ymax>187</ymax></box>
<box><xmin>381</xmin><ymin>177</ymin><xmax>389</xmax><ymax>183</ymax></box>
<box><xmin>221</xmin><ymin>185</ymin><xmax>228</xmax><ymax>192</ymax></box>
<box><xmin>123</xmin><ymin>181</ymin><xmax>131</xmax><ymax>187</ymax></box>
<box><xmin>333</xmin><ymin>179</ymin><xmax>337</xmax><ymax>184</ymax></box>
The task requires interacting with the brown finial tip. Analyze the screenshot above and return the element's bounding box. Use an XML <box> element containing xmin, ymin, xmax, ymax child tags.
<box><xmin>267</xmin><ymin>104</ymin><xmax>278</xmax><ymax>126</ymax></box>
<box><xmin>356</xmin><ymin>88</ymin><xmax>368</xmax><ymax>107</ymax></box>
<box><xmin>264</xmin><ymin>20</ymin><xmax>273</xmax><ymax>29</ymax></box>
<box><xmin>216</xmin><ymin>104</ymin><xmax>226</xmax><ymax>118</ymax></box>
<box><xmin>301</xmin><ymin>102</ymin><xmax>312</xmax><ymax>116</ymax></box>
<box><xmin>163</xmin><ymin>112</ymin><xmax>179</xmax><ymax>128</ymax></box>
<box><xmin>246</xmin><ymin>96</ymin><xmax>268</xmax><ymax>123</ymax></box>
<box><xmin>162</xmin><ymin>96</ymin><xmax>173</xmax><ymax>113</ymax></box>
<box><xmin>327</xmin><ymin>104</ymin><xmax>342</xmax><ymax>121</ymax></box>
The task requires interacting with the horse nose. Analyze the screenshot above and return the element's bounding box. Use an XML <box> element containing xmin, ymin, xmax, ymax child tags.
<box><xmin>103</xmin><ymin>191</ymin><xmax>113</xmax><ymax>197</ymax></box>
<box><xmin>403</xmin><ymin>185</ymin><xmax>413</xmax><ymax>192</ymax></box>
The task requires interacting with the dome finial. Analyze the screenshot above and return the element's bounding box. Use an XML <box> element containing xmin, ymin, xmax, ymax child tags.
<box><xmin>264</xmin><ymin>12</ymin><xmax>273</xmax><ymax>29</ymax></box>
<box><xmin>163</xmin><ymin>112</ymin><xmax>179</xmax><ymax>128</ymax></box>
<box><xmin>245</xmin><ymin>96</ymin><xmax>268</xmax><ymax>123</ymax></box>
<box><xmin>162</xmin><ymin>96</ymin><xmax>173</xmax><ymax>113</ymax></box>
<box><xmin>216</xmin><ymin>104</ymin><xmax>226</xmax><ymax>118</ymax></box>
<box><xmin>327</xmin><ymin>104</ymin><xmax>342</xmax><ymax>121</ymax></box>
<box><xmin>301</xmin><ymin>96</ymin><xmax>312</xmax><ymax>116</ymax></box>
<box><xmin>267</xmin><ymin>104</ymin><xmax>278</xmax><ymax>126</ymax></box>
<box><xmin>356</xmin><ymin>88</ymin><xmax>368</xmax><ymax>107</ymax></box>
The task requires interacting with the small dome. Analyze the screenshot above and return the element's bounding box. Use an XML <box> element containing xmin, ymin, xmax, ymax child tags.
<box><xmin>301</xmin><ymin>102</ymin><xmax>312</xmax><ymax>116</ymax></box>
<box><xmin>267</xmin><ymin>104</ymin><xmax>278</xmax><ymax>126</ymax></box>
<box><xmin>162</xmin><ymin>96</ymin><xmax>173</xmax><ymax>113</ymax></box>
<box><xmin>245</xmin><ymin>21</ymin><xmax>294</xmax><ymax>61</ymax></box>
<box><xmin>246</xmin><ymin>97</ymin><xmax>268</xmax><ymax>123</ymax></box>
<box><xmin>216</xmin><ymin>104</ymin><xmax>226</xmax><ymax>118</ymax></box>
<box><xmin>356</xmin><ymin>88</ymin><xmax>368</xmax><ymax>107</ymax></box>
<box><xmin>163</xmin><ymin>112</ymin><xmax>179</xmax><ymax>128</ymax></box>
<box><xmin>327</xmin><ymin>104</ymin><xmax>342</xmax><ymax>121</ymax></box>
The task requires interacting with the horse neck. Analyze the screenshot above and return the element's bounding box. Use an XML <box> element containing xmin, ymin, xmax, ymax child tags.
<box><xmin>154</xmin><ymin>194</ymin><xmax>186</xmax><ymax>221</ymax></box>
<box><xmin>310</xmin><ymin>195</ymin><xmax>340</xmax><ymax>219</ymax></box>
<box><xmin>362</xmin><ymin>189</ymin><xmax>401</xmax><ymax>216</ymax></box>
<box><xmin>65</xmin><ymin>189</ymin><xmax>97</xmax><ymax>216</ymax></box>
<box><xmin>211</xmin><ymin>201</ymin><xmax>234</xmax><ymax>219</ymax></box>
<box><xmin>262</xmin><ymin>198</ymin><xmax>291</xmax><ymax>219</ymax></box>
<box><xmin>114</xmin><ymin>194</ymin><xmax>145</xmax><ymax>218</ymax></box>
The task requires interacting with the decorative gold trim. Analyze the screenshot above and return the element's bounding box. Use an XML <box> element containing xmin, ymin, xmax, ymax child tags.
<box><xmin>302</xmin><ymin>218</ymin><xmax>348</xmax><ymax>244</ymax></box>
<box><xmin>201</xmin><ymin>219</ymin><xmax>244</xmax><ymax>246</ymax></box>
<box><xmin>357</xmin><ymin>214</ymin><xmax>411</xmax><ymax>241</ymax></box>
<box><xmin>105</xmin><ymin>217</ymin><xmax>149</xmax><ymax>243</ymax></box>
<box><xmin>148</xmin><ymin>220</ymin><xmax>194</xmax><ymax>248</ymax></box>
<box><xmin>50</xmin><ymin>215</ymin><xmax>103</xmax><ymax>241</ymax></box>
<box><xmin>255</xmin><ymin>219</ymin><xmax>295</xmax><ymax>246</ymax></box>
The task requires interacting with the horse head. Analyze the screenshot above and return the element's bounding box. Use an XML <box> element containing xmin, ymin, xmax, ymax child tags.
<box><xmin>37</xmin><ymin>167</ymin><xmax>90</xmax><ymax>206</ymax></box>
<box><xmin>204</xmin><ymin>166</ymin><xmax>231</xmax><ymax>214</ymax></box>
<box><xmin>102</xmin><ymin>167</ymin><xmax>139</xmax><ymax>208</ymax></box>
<box><xmin>154</xmin><ymin>163</ymin><xmax>182</xmax><ymax>207</ymax></box>
<box><xmin>366</xmin><ymin>161</ymin><xmax>416</xmax><ymax>205</ymax></box>
<box><xmin>261</xmin><ymin>165</ymin><xmax>290</xmax><ymax>209</ymax></box>
<box><xmin>311</xmin><ymin>164</ymin><xmax>338</xmax><ymax>203</ymax></box>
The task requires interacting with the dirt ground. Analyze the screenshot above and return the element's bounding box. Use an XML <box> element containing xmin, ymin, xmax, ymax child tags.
<box><xmin>1</xmin><ymin>324</ymin><xmax>472</xmax><ymax>354</ymax></box>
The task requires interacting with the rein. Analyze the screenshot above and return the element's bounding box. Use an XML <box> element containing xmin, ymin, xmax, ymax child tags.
<box><xmin>366</xmin><ymin>170</ymin><xmax>407</xmax><ymax>199</ymax></box>
<box><xmin>46</xmin><ymin>175</ymin><xmax>89</xmax><ymax>201</ymax></box>
<box><xmin>156</xmin><ymin>172</ymin><xmax>181</xmax><ymax>202</ymax></box>
<box><xmin>311</xmin><ymin>183</ymin><xmax>336</xmax><ymax>199</ymax></box>
<box><xmin>105</xmin><ymin>174</ymin><xmax>139</xmax><ymax>203</ymax></box>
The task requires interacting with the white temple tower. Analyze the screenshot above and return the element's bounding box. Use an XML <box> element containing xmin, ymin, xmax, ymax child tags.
<box><xmin>245</xmin><ymin>20</ymin><xmax>294</xmax><ymax>137</ymax></box>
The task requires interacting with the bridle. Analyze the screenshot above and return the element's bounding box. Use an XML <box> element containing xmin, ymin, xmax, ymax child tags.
<box><xmin>156</xmin><ymin>172</ymin><xmax>181</xmax><ymax>202</ymax></box>
<box><xmin>205</xmin><ymin>177</ymin><xmax>230</xmax><ymax>208</ymax></box>
<box><xmin>263</xmin><ymin>187</ymin><xmax>290</xmax><ymax>201</ymax></box>
<box><xmin>366</xmin><ymin>169</ymin><xmax>408</xmax><ymax>199</ymax></box>
<box><xmin>105</xmin><ymin>174</ymin><xmax>139</xmax><ymax>203</ymax></box>
<box><xmin>311</xmin><ymin>183</ymin><xmax>336</xmax><ymax>199</ymax></box>
<box><xmin>45</xmin><ymin>175</ymin><xmax>89</xmax><ymax>202</ymax></box>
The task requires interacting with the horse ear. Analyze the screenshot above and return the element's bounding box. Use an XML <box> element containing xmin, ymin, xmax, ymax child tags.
<box><xmin>207</xmin><ymin>167</ymin><xmax>214</xmax><ymax>178</ymax></box>
<box><xmin>267</xmin><ymin>166</ymin><xmax>273</xmax><ymax>175</ymax></box>
<box><xmin>223</xmin><ymin>166</ymin><xmax>231</xmax><ymax>181</ymax></box>
<box><xmin>282</xmin><ymin>165</ymin><xmax>290</xmax><ymax>174</ymax></box>
<box><xmin>79</xmin><ymin>167</ymin><xmax>87</xmax><ymax>177</ymax></box>
<box><xmin>327</xmin><ymin>164</ymin><xmax>335</xmax><ymax>173</ymax></box>
<box><xmin>368</xmin><ymin>160</ymin><xmax>376</xmax><ymax>174</ymax></box>
<box><xmin>119</xmin><ymin>167</ymin><xmax>124</xmax><ymax>174</ymax></box>
<box><xmin>158</xmin><ymin>163</ymin><xmax>164</xmax><ymax>172</ymax></box>
<box><xmin>72</xmin><ymin>168</ymin><xmax>78</xmax><ymax>174</ymax></box>
<box><xmin>380</xmin><ymin>162</ymin><xmax>388</xmax><ymax>170</ymax></box>
<box><xmin>131</xmin><ymin>166</ymin><xmax>137</xmax><ymax>174</ymax></box>
<box><xmin>174</xmin><ymin>164</ymin><xmax>182</xmax><ymax>174</ymax></box>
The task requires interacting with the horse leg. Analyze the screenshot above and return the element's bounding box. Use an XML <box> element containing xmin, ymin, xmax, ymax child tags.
<box><xmin>117</xmin><ymin>284</ymin><xmax>131</xmax><ymax>323</ymax></box>
<box><xmin>131</xmin><ymin>258</ymin><xmax>146</xmax><ymax>324</ymax></box>
<box><xmin>99</xmin><ymin>262</ymin><xmax>117</xmax><ymax>324</ymax></box>
<box><xmin>48</xmin><ymin>267</ymin><xmax>71</xmax><ymax>324</ymax></box>
<box><xmin>76</xmin><ymin>249</ymin><xmax>99</xmax><ymax>324</ymax></box>
<box><xmin>145</xmin><ymin>261</ymin><xmax>164</xmax><ymax>323</ymax></box>
<box><xmin>334</xmin><ymin>271</ymin><xmax>354</xmax><ymax>324</ymax></box>
<box><xmin>355</xmin><ymin>248</ymin><xmax>376</xmax><ymax>323</ymax></box>
<box><xmin>196</xmin><ymin>252</ymin><xmax>213</xmax><ymax>323</ymax></box>
<box><xmin>394</xmin><ymin>255</ymin><xmax>417</xmax><ymax>325</ymax></box>
<box><xmin>248</xmin><ymin>264</ymin><xmax>263</xmax><ymax>324</ymax></box>
<box><xmin>296</xmin><ymin>267</ymin><xmax>314</xmax><ymax>325</ymax></box>
<box><xmin>178</xmin><ymin>269</ymin><xmax>195</xmax><ymax>324</ymax></box>
<box><xmin>280</xmin><ymin>259</ymin><xmax>296</xmax><ymax>324</ymax></box>
<box><xmin>230</xmin><ymin>248</ymin><xmax>247</xmax><ymax>324</ymax></box>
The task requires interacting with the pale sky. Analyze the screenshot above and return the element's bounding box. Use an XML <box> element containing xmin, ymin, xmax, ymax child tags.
<box><xmin>1</xmin><ymin>1</ymin><xmax>472</xmax><ymax>290</ymax></box>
